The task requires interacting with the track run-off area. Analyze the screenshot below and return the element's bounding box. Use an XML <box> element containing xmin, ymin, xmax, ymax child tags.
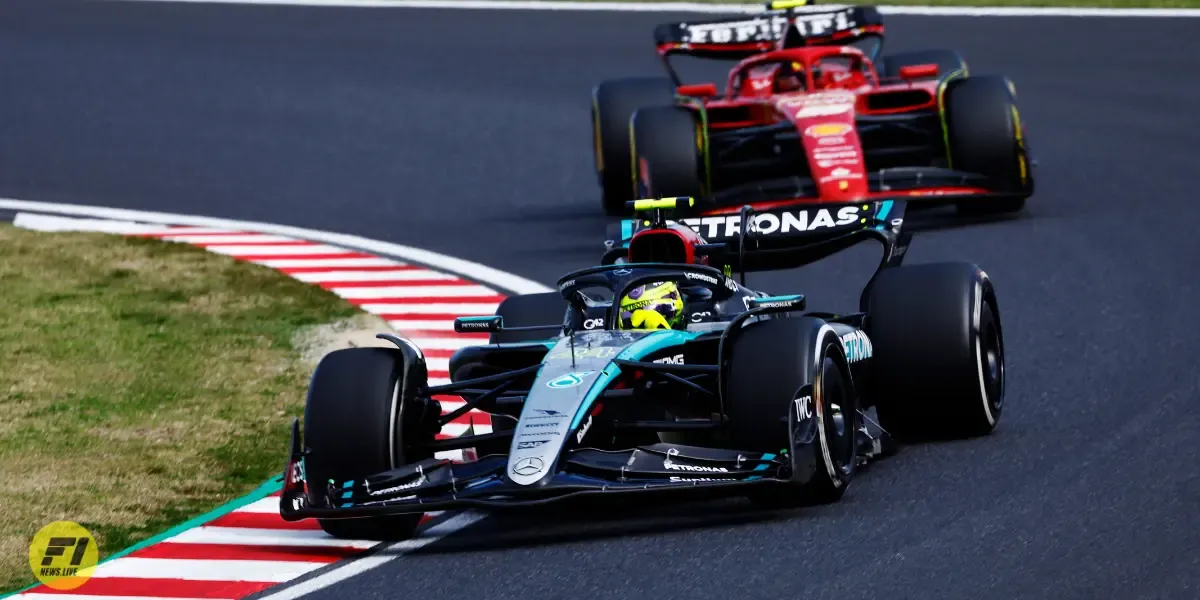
<box><xmin>2</xmin><ymin>1</ymin><xmax>1200</xmax><ymax>599</ymax></box>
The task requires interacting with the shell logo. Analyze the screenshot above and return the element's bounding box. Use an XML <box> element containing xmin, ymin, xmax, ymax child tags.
<box><xmin>805</xmin><ymin>123</ymin><xmax>852</xmax><ymax>138</ymax></box>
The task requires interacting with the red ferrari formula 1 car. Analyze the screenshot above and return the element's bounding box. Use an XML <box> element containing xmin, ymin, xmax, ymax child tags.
<box><xmin>590</xmin><ymin>2</ymin><xmax>1035</xmax><ymax>218</ymax></box>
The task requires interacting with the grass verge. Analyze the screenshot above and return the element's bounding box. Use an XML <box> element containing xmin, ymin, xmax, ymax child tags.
<box><xmin>0</xmin><ymin>225</ymin><xmax>362</xmax><ymax>593</ymax></box>
<box><xmin>581</xmin><ymin>0</ymin><xmax>1200</xmax><ymax>7</ymax></box>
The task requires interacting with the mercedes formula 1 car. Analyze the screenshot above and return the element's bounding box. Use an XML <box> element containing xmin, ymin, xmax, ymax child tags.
<box><xmin>590</xmin><ymin>1</ymin><xmax>1035</xmax><ymax>217</ymax></box>
<box><xmin>280</xmin><ymin>197</ymin><xmax>1007</xmax><ymax>540</ymax></box>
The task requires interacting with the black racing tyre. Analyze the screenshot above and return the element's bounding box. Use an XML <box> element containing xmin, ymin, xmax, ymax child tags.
<box><xmin>865</xmin><ymin>262</ymin><xmax>1005</xmax><ymax>441</ymax></box>
<box><xmin>592</xmin><ymin>77</ymin><xmax>676</xmax><ymax>216</ymax></box>
<box><xmin>303</xmin><ymin>347</ymin><xmax>433</xmax><ymax>540</ymax></box>
<box><xmin>726</xmin><ymin>317</ymin><xmax>858</xmax><ymax>508</ymax></box>
<box><xmin>877</xmin><ymin>49</ymin><xmax>968</xmax><ymax>80</ymax></box>
<box><xmin>944</xmin><ymin>75</ymin><xmax>1030</xmax><ymax>215</ymax></box>
<box><xmin>630</xmin><ymin>105</ymin><xmax>706</xmax><ymax>205</ymax></box>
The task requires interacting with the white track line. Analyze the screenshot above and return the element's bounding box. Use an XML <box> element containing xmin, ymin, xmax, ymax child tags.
<box><xmin>2</xmin><ymin>199</ymin><xmax>551</xmax><ymax>295</ymax></box>
<box><xmin>259</xmin><ymin>257</ymin><xmax>405</xmax><ymax>268</ymax></box>
<box><xmin>205</xmin><ymin>244</ymin><xmax>354</xmax><ymax>256</ymax></box>
<box><xmin>329</xmin><ymin>285</ymin><xmax>501</xmax><ymax>300</ymax></box>
<box><xmin>92</xmin><ymin>557</ymin><xmax>328</xmax><ymax>582</ymax></box>
<box><xmin>158</xmin><ymin>234</ymin><xmax>301</xmax><ymax>244</ymax></box>
<box><xmin>166</xmin><ymin>528</ymin><xmax>379</xmax><ymax>549</ymax></box>
<box><xmin>251</xmin><ymin>512</ymin><xmax>487</xmax><ymax>600</ymax></box>
<box><xmin>289</xmin><ymin>270</ymin><xmax>459</xmax><ymax>283</ymax></box>
<box><xmin>98</xmin><ymin>0</ymin><xmax>1200</xmax><ymax>17</ymax></box>
<box><xmin>361</xmin><ymin>302</ymin><xmax>501</xmax><ymax>314</ymax></box>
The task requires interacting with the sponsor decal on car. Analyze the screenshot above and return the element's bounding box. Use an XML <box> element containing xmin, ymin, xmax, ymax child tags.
<box><xmin>818</xmin><ymin>167</ymin><xmax>865</xmax><ymax>184</ymax></box>
<box><xmin>797</xmin><ymin>105</ymin><xmax>853</xmax><ymax>117</ymax></box>
<box><xmin>678</xmin><ymin>9</ymin><xmax>857</xmax><ymax>45</ymax></box>
<box><xmin>840</xmin><ymin>330</ymin><xmax>873</xmax><ymax>362</ymax></box>
<box><xmin>511</xmin><ymin>456</ymin><xmax>544</xmax><ymax>477</ymax></box>
<box><xmin>547</xmin><ymin>347</ymin><xmax>617</xmax><ymax>361</ymax></box>
<box><xmin>546</xmin><ymin>371</ymin><xmax>595</xmax><ymax>389</ymax></box>
<box><xmin>678</xmin><ymin>206</ymin><xmax>864</xmax><ymax>240</ymax></box>
<box><xmin>366</xmin><ymin>473</ymin><xmax>427</xmax><ymax>496</ymax></box>
<box><xmin>805</xmin><ymin>123</ymin><xmax>852</xmax><ymax>138</ymax></box>
<box><xmin>813</xmin><ymin>145</ymin><xmax>858</xmax><ymax>159</ymax></box>
<box><xmin>663</xmin><ymin>448</ymin><xmax>729</xmax><ymax>472</ymax></box>
<box><xmin>817</xmin><ymin>158</ymin><xmax>859</xmax><ymax>168</ymax></box>
<box><xmin>653</xmin><ymin>354</ymin><xmax>685</xmax><ymax>365</ymax></box>
<box><xmin>583</xmin><ymin>318</ymin><xmax>605</xmax><ymax>329</ymax></box>
<box><xmin>684</xmin><ymin>272</ymin><xmax>719</xmax><ymax>286</ymax></box>
<box><xmin>576</xmin><ymin>414</ymin><xmax>594</xmax><ymax>444</ymax></box>
<box><xmin>517</xmin><ymin>440</ymin><xmax>549</xmax><ymax>450</ymax></box>
<box><xmin>794</xmin><ymin>394</ymin><xmax>813</xmax><ymax>420</ymax></box>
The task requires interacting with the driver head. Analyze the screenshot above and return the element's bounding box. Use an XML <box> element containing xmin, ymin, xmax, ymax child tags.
<box><xmin>618</xmin><ymin>281</ymin><xmax>685</xmax><ymax>331</ymax></box>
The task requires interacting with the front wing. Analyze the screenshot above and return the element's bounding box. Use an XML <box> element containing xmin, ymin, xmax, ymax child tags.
<box><xmin>281</xmin><ymin>421</ymin><xmax>892</xmax><ymax>519</ymax></box>
<box><xmin>283</xmin><ymin>444</ymin><xmax>788</xmax><ymax>519</ymax></box>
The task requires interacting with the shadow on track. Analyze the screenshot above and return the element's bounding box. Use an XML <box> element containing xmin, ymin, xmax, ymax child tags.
<box><xmin>398</xmin><ymin>498</ymin><xmax>801</xmax><ymax>555</ymax></box>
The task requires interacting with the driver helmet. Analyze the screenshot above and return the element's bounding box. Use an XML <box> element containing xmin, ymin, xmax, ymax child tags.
<box><xmin>618</xmin><ymin>281</ymin><xmax>685</xmax><ymax>331</ymax></box>
<box><xmin>775</xmin><ymin>61</ymin><xmax>806</xmax><ymax>93</ymax></box>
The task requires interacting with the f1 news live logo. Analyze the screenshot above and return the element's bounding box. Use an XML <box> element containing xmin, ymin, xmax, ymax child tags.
<box><xmin>28</xmin><ymin>521</ymin><xmax>99</xmax><ymax>590</ymax></box>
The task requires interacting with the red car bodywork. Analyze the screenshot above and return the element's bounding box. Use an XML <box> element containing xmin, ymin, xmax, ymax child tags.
<box><xmin>662</xmin><ymin>45</ymin><xmax>996</xmax><ymax>215</ymax></box>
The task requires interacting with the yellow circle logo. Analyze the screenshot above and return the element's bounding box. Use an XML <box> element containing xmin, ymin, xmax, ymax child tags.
<box><xmin>28</xmin><ymin>521</ymin><xmax>98</xmax><ymax>590</ymax></box>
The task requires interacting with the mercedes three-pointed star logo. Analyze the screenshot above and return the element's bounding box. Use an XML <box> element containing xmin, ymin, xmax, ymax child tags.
<box><xmin>512</xmin><ymin>456</ymin><xmax>544</xmax><ymax>477</ymax></box>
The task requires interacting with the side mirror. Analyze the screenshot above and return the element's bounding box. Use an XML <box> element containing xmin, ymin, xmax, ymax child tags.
<box><xmin>677</xmin><ymin>83</ymin><xmax>718</xmax><ymax>98</ymax></box>
<box><xmin>454</xmin><ymin>316</ymin><xmax>502</xmax><ymax>333</ymax></box>
<box><xmin>748</xmin><ymin>295</ymin><xmax>806</xmax><ymax>311</ymax></box>
<box><xmin>898</xmin><ymin>64</ymin><xmax>939</xmax><ymax>81</ymax></box>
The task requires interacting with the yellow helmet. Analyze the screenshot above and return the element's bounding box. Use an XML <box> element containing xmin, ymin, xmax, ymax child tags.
<box><xmin>618</xmin><ymin>281</ymin><xmax>685</xmax><ymax>331</ymax></box>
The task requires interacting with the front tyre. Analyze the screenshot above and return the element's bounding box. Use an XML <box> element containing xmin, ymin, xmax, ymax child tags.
<box><xmin>630</xmin><ymin>105</ymin><xmax>706</xmax><ymax>205</ymax></box>
<box><xmin>943</xmin><ymin>75</ymin><xmax>1031</xmax><ymax>215</ymax></box>
<box><xmin>592</xmin><ymin>77</ymin><xmax>676</xmax><ymax>216</ymax></box>
<box><xmin>726</xmin><ymin>318</ymin><xmax>858</xmax><ymax>508</ymax></box>
<box><xmin>303</xmin><ymin>347</ymin><xmax>435</xmax><ymax>540</ymax></box>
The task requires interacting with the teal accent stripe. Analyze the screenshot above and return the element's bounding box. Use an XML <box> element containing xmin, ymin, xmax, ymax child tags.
<box><xmin>874</xmin><ymin>200</ymin><xmax>894</xmax><ymax>231</ymax></box>
<box><xmin>567</xmin><ymin>330</ymin><xmax>700</xmax><ymax>429</ymax></box>
<box><xmin>756</xmin><ymin>295</ymin><xmax>802</xmax><ymax>303</ymax></box>
<box><xmin>745</xmin><ymin>453</ymin><xmax>776</xmax><ymax>481</ymax></box>
<box><xmin>0</xmin><ymin>476</ymin><xmax>284</xmax><ymax>598</ymax></box>
<box><xmin>621</xmin><ymin>219</ymin><xmax>633</xmax><ymax>242</ymax></box>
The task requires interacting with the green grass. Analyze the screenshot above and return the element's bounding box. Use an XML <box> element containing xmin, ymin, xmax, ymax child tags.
<box><xmin>582</xmin><ymin>0</ymin><xmax>1200</xmax><ymax>7</ymax></box>
<box><xmin>0</xmin><ymin>225</ymin><xmax>359</xmax><ymax>593</ymax></box>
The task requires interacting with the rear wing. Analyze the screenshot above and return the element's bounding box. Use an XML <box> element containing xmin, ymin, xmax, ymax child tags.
<box><xmin>603</xmin><ymin>199</ymin><xmax>910</xmax><ymax>274</ymax></box>
<box><xmin>653</xmin><ymin>5</ymin><xmax>885</xmax><ymax>62</ymax></box>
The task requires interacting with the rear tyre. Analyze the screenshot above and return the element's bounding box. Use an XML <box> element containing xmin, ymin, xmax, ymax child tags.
<box><xmin>877</xmin><ymin>49</ymin><xmax>968</xmax><ymax>80</ymax></box>
<box><xmin>944</xmin><ymin>75</ymin><xmax>1031</xmax><ymax>215</ymax></box>
<box><xmin>726</xmin><ymin>318</ymin><xmax>858</xmax><ymax>508</ymax></box>
<box><xmin>865</xmin><ymin>262</ymin><xmax>1005</xmax><ymax>441</ymax></box>
<box><xmin>592</xmin><ymin>77</ymin><xmax>676</xmax><ymax>216</ymax></box>
<box><xmin>303</xmin><ymin>347</ymin><xmax>435</xmax><ymax>540</ymax></box>
<box><xmin>630</xmin><ymin>106</ymin><xmax>706</xmax><ymax>206</ymax></box>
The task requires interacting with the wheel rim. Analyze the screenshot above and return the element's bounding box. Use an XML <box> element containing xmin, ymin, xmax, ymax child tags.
<box><xmin>979</xmin><ymin>304</ymin><xmax>1004</xmax><ymax>412</ymax></box>
<box><xmin>821</xmin><ymin>354</ymin><xmax>855</xmax><ymax>478</ymax></box>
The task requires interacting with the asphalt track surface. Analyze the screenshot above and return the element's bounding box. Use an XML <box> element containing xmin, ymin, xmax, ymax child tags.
<box><xmin>5</xmin><ymin>1</ymin><xmax>1200</xmax><ymax>599</ymax></box>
